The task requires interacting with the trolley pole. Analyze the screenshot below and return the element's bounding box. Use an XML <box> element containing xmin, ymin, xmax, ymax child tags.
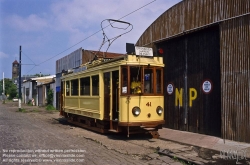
<box><xmin>19</xmin><ymin>46</ymin><xmax>22</xmax><ymax>111</ymax></box>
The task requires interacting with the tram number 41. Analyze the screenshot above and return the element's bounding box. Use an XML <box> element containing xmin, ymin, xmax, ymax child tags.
<box><xmin>146</xmin><ymin>102</ymin><xmax>151</xmax><ymax>106</ymax></box>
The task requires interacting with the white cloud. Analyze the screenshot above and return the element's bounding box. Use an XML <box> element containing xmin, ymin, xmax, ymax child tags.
<box><xmin>48</xmin><ymin>0</ymin><xmax>177</xmax><ymax>51</ymax></box>
<box><xmin>6</xmin><ymin>14</ymin><xmax>49</xmax><ymax>32</ymax></box>
<box><xmin>0</xmin><ymin>51</ymin><xmax>8</xmax><ymax>58</ymax></box>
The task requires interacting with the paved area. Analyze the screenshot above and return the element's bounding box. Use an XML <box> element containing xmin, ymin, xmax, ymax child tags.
<box><xmin>0</xmin><ymin>103</ymin><xmax>146</xmax><ymax>165</ymax></box>
<box><xmin>158</xmin><ymin>124</ymin><xmax>250</xmax><ymax>164</ymax></box>
<box><xmin>0</xmin><ymin>102</ymin><xmax>184</xmax><ymax>165</ymax></box>
<box><xmin>1</xmin><ymin>101</ymin><xmax>250</xmax><ymax>165</ymax></box>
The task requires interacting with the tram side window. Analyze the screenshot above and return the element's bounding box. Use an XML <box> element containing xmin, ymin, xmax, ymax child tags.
<box><xmin>92</xmin><ymin>75</ymin><xmax>99</xmax><ymax>96</ymax></box>
<box><xmin>80</xmin><ymin>77</ymin><xmax>90</xmax><ymax>95</ymax></box>
<box><xmin>66</xmin><ymin>81</ymin><xmax>70</xmax><ymax>96</ymax></box>
<box><xmin>130</xmin><ymin>66</ymin><xmax>142</xmax><ymax>94</ymax></box>
<box><xmin>71</xmin><ymin>79</ymin><xmax>79</xmax><ymax>96</ymax></box>
<box><xmin>121</xmin><ymin>67</ymin><xmax>128</xmax><ymax>94</ymax></box>
<box><xmin>156</xmin><ymin>69</ymin><xmax>162</xmax><ymax>94</ymax></box>
<box><xmin>144</xmin><ymin>69</ymin><xmax>153</xmax><ymax>94</ymax></box>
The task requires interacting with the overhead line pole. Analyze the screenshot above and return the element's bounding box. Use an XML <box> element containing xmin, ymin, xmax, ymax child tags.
<box><xmin>2</xmin><ymin>72</ymin><xmax>5</xmax><ymax>104</ymax></box>
<box><xmin>19</xmin><ymin>46</ymin><xmax>22</xmax><ymax>111</ymax></box>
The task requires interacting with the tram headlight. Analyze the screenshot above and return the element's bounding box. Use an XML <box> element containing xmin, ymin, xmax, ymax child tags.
<box><xmin>132</xmin><ymin>106</ymin><xmax>141</xmax><ymax>116</ymax></box>
<box><xmin>156</xmin><ymin>106</ymin><xmax>163</xmax><ymax>115</ymax></box>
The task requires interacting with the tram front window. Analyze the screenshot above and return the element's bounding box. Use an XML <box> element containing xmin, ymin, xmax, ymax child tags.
<box><xmin>130</xmin><ymin>66</ymin><xmax>141</xmax><ymax>94</ymax></box>
<box><xmin>144</xmin><ymin>69</ymin><xmax>153</xmax><ymax>94</ymax></box>
<box><xmin>121</xmin><ymin>66</ymin><xmax>163</xmax><ymax>95</ymax></box>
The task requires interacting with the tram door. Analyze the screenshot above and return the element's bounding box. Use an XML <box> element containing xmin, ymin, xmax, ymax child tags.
<box><xmin>112</xmin><ymin>71</ymin><xmax>119</xmax><ymax>120</ymax></box>
<box><xmin>104</xmin><ymin>72</ymin><xmax>110</xmax><ymax>120</ymax></box>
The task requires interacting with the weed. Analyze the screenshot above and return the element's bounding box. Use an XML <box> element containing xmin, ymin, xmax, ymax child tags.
<box><xmin>31</xmin><ymin>109</ymin><xmax>40</xmax><ymax>112</ymax></box>
<box><xmin>17</xmin><ymin>108</ymin><xmax>26</xmax><ymax>112</ymax></box>
<box><xmin>46</xmin><ymin>104</ymin><xmax>56</xmax><ymax>111</ymax></box>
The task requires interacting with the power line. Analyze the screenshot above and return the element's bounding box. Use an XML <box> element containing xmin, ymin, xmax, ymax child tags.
<box><xmin>22</xmin><ymin>51</ymin><xmax>37</xmax><ymax>66</ymax></box>
<box><xmin>119</xmin><ymin>0</ymin><xmax>156</xmax><ymax>20</ymax></box>
<box><xmin>25</xmin><ymin>65</ymin><xmax>36</xmax><ymax>75</ymax></box>
<box><xmin>25</xmin><ymin>0</ymin><xmax>157</xmax><ymax>73</ymax></box>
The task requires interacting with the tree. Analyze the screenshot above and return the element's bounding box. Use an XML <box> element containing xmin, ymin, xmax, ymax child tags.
<box><xmin>0</xmin><ymin>79</ymin><xmax>17</xmax><ymax>99</ymax></box>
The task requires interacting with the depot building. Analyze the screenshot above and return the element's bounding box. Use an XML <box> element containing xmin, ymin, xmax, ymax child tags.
<box><xmin>136</xmin><ymin>0</ymin><xmax>250</xmax><ymax>143</ymax></box>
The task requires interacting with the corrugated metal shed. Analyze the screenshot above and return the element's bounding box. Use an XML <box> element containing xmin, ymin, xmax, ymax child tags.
<box><xmin>137</xmin><ymin>0</ymin><xmax>250</xmax><ymax>47</ymax></box>
<box><xmin>136</xmin><ymin>0</ymin><xmax>250</xmax><ymax>142</ymax></box>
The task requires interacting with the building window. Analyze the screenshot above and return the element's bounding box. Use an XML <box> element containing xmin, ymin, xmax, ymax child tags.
<box><xmin>92</xmin><ymin>75</ymin><xmax>99</xmax><ymax>96</ymax></box>
<box><xmin>80</xmin><ymin>77</ymin><xmax>90</xmax><ymax>95</ymax></box>
<box><xmin>71</xmin><ymin>79</ymin><xmax>79</xmax><ymax>96</ymax></box>
<box><xmin>66</xmin><ymin>81</ymin><xmax>70</xmax><ymax>96</ymax></box>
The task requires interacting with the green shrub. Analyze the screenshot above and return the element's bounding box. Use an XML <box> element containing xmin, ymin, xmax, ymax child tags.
<box><xmin>27</xmin><ymin>100</ymin><xmax>32</xmax><ymax>106</ymax></box>
<box><xmin>17</xmin><ymin>108</ymin><xmax>26</xmax><ymax>112</ymax></box>
<box><xmin>46</xmin><ymin>89</ymin><xmax>53</xmax><ymax>105</ymax></box>
<box><xmin>46</xmin><ymin>104</ymin><xmax>56</xmax><ymax>111</ymax></box>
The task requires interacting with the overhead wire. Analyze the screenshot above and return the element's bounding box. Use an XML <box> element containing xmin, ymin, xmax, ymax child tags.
<box><xmin>23</xmin><ymin>0</ymin><xmax>157</xmax><ymax>74</ymax></box>
<box><xmin>22</xmin><ymin>51</ymin><xmax>37</xmax><ymax>66</ymax></box>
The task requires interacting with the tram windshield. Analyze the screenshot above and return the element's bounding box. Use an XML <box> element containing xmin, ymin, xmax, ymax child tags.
<box><xmin>121</xmin><ymin>66</ymin><xmax>163</xmax><ymax>95</ymax></box>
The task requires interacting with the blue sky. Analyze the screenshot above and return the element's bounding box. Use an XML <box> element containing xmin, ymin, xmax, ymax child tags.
<box><xmin>0</xmin><ymin>0</ymin><xmax>181</xmax><ymax>79</ymax></box>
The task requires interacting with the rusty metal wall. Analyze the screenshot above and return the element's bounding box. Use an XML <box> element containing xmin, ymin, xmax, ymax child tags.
<box><xmin>137</xmin><ymin>0</ymin><xmax>250</xmax><ymax>47</ymax></box>
<box><xmin>136</xmin><ymin>0</ymin><xmax>250</xmax><ymax>143</ymax></box>
<box><xmin>220</xmin><ymin>14</ymin><xmax>250</xmax><ymax>142</ymax></box>
<box><xmin>159</xmin><ymin>26</ymin><xmax>221</xmax><ymax>137</ymax></box>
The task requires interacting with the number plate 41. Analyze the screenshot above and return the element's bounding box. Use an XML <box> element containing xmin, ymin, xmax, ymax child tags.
<box><xmin>146</xmin><ymin>102</ymin><xmax>151</xmax><ymax>106</ymax></box>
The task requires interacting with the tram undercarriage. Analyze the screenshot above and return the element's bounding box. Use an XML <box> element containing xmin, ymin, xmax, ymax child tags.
<box><xmin>64</xmin><ymin>113</ymin><xmax>164</xmax><ymax>138</ymax></box>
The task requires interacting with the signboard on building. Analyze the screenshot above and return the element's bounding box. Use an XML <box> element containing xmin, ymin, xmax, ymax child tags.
<box><xmin>167</xmin><ymin>83</ymin><xmax>174</xmax><ymax>95</ymax></box>
<box><xmin>135</xmin><ymin>46</ymin><xmax>153</xmax><ymax>56</ymax></box>
<box><xmin>202</xmin><ymin>79</ymin><xmax>212</xmax><ymax>94</ymax></box>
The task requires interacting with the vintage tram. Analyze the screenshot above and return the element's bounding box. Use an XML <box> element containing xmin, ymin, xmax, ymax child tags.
<box><xmin>60</xmin><ymin>53</ymin><xmax>164</xmax><ymax>137</ymax></box>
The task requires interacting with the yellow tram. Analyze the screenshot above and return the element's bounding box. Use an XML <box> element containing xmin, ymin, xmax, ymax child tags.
<box><xmin>60</xmin><ymin>53</ymin><xmax>164</xmax><ymax>137</ymax></box>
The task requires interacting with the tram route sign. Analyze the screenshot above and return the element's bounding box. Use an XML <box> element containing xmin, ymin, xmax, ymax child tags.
<box><xmin>135</xmin><ymin>46</ymin><xmax>153</xmax><ymax>57</ymax></box>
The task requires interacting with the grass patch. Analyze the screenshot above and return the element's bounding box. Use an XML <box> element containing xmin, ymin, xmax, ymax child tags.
<box><xmin>172</xmin><ymin>156</ymin><xmax>195</xmax><ymax>165</ymax></box>
<box><xmin>30</xmin><ymin>109</ymin><xmax>40</xmax><ymax>112</ymax></box>
<box><xmin>46</xmin><ymin>104</ymin><xmax>56</xmax><ymax>111</ymax></box>
<box><xmin>17</xmin><ymin>108</ymin><xmax>26</xmax><ymax>112</ymax></box>
<box><xmin>27</xmin><ymin>103</ymin><xmax>32</xmax><ymax>106</ymax></box>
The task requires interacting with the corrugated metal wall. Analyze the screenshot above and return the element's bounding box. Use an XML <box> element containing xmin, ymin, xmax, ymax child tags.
<box><xmin>137</xmin><ymin>0</ymin><xmax>250</xmax><ymax>47</ymax></box>
<box><xmin>159</xmin><ymin>26</ymin><xmax>221</xmax><ymax>137</ymax></box>
<box><xmin>220</xmin><ymin>14</ymin><xmax>250</xmax><ymax>142</ymax></box>
<box><xmin>136</xmin><ymin>0</ymin><xmax>250</xmax><ymax>142</ymax></box>
<box><xmin>56</xmin><ymin>47</ymin><xmax>82</xmax><ymax>74</ymax></box>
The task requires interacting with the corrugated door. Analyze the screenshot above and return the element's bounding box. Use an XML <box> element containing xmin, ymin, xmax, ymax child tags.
<box><xmin>158</xmin><ymin>25</ymin><xmax>221</xmax><ymax>137</ymax></box>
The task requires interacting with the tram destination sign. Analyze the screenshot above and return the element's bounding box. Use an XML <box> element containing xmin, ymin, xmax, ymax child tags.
<box><xmin>135</xmin><ymin>46</ymin><xmax>153</xmax><ymax>57</ymax></box>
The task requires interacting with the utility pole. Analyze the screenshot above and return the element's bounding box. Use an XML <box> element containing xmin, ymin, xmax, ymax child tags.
<box><xmin>2</xmin><ymin>72</ymin><xmax>5</xmax><ymax>104</ymax></box>
<box><xmin>19</xmin><ymin>46</ymin><xmax>22</xmax><ymax>111</ymax></box>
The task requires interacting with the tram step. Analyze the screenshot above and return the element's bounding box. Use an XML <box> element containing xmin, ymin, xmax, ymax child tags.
<box><xmin>108</xmin><ymin>129</ymin><xmax>119</xmax><ymax>133</ymax></box>
<box><xmin>142</xmin><ymin>127</ymin><xmax>156</xmax><ymax>131</ymax></box>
